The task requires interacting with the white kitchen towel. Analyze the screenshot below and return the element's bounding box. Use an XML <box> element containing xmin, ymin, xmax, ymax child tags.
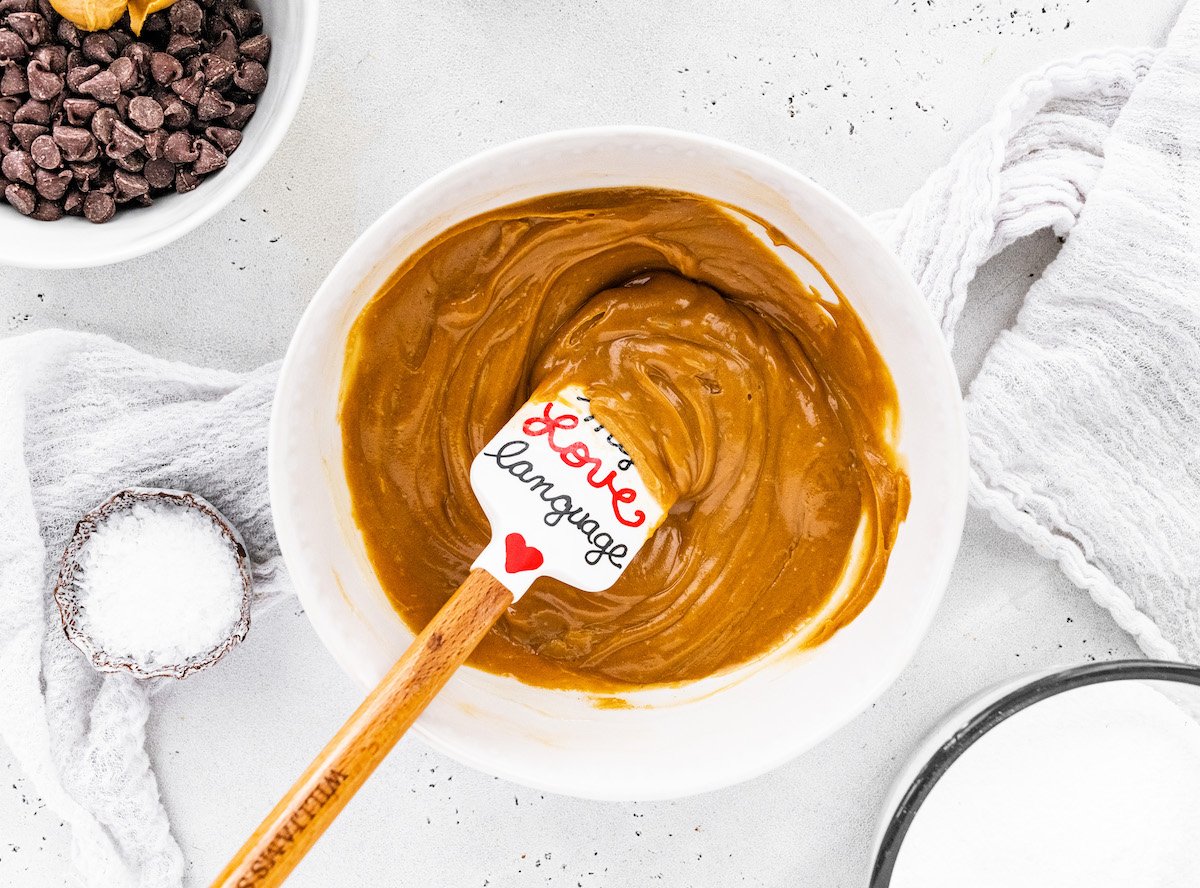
<box><xmin>2</xmin><ymin>2</ymin><xmax>1200</xmax><ymax>883</ymax></box>
<box><xmin>0</xmin><ymin>334</ymin><xmax>285</xmax><ymax>887</ymax></box>
<box><xmin>873</xmin><ymin>0</ymin><xmax>1200</xmax><ymax>661</ymax></box>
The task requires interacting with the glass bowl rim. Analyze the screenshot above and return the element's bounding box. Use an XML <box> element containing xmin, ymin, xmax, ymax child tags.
<box><xmin>870</xmin><ymin>658</ymin><xmax>1200</xmax><ymax>887</ymax></box>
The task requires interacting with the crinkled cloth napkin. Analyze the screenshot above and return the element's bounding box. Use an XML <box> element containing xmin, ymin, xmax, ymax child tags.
<box><xmin>3</xmin><ymin>3</ymin><xmax>1200</xmax><ymax>883</ymax></box>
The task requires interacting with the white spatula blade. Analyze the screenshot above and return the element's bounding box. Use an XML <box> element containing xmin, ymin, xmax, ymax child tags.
<box><xmin>470</xmin><ymin>385</ymin><xmax>666</xmax><ymax>600</ymax></box>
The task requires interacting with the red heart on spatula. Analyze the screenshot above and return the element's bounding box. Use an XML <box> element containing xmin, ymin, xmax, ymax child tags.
<box><xmin>504</xmin><ymin>532</ymin><xmax>544</xmax><ymax>574</ymax></box>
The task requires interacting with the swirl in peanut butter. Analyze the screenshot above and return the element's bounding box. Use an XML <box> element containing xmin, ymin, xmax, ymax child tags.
<box><xmin>340</xmin><ymin>188</ymin><xmax>909</xmax><ymax>690</ymax></box>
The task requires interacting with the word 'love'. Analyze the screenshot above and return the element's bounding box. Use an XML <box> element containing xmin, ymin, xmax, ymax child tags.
<box><xmin>521</xmin><ymin>402</ymin><xmax>646</xmax><ymax>528</ymax></box>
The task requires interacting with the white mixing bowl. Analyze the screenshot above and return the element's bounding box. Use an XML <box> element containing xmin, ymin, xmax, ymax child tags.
<box><xmin>270</xmin><ymin>127</ymin><xmax>968</xmax><ymax>800</ymax></box>
<box><xmin>0</xmin><ymin>0</ymin><xmax>318</xmax><ymax>269</ymax></box>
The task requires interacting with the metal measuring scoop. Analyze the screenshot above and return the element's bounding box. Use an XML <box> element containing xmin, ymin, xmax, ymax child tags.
<box><xmin>52</xmin><ymin>487</ymin><xmax>254</xmax><ymax>680</ymax></box>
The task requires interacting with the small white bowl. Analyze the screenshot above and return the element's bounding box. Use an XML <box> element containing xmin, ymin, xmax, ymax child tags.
<box><xmin>270</xmin><ymin>127</ymin><xmax>968</xmax><ymax>800</ymax></box>
<box><xmin>0</xmin><ymin>0</ymin><xmax>318</xmax><ymax>270</ymax></box>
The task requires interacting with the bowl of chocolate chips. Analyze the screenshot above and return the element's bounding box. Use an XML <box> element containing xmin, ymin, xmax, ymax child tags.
<box><xmin>0</xmin><ymin>0</ymin><xmax>316</xmax><ymax>268</ymax></box>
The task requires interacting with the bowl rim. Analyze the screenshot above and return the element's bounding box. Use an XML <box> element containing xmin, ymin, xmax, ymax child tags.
<box><xmin>869</xmin><ymin>658</ymin><xmax>1200</xmax><ymax>887</ymax></box>
<box><xmin>0</xmin><ymin>0</ymin><xmax>319</xmax><ymax>270</ymax></box>
<box><xmin>270</xmin><ymin>125</ymin><xmax>969</xmax><ymax>799</ymax></box>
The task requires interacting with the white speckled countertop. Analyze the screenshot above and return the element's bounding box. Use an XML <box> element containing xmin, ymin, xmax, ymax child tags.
<box><xmin>0</xmin><ymin>0</ymin><xmax>1183</xmax><ymax>884</ymax></box>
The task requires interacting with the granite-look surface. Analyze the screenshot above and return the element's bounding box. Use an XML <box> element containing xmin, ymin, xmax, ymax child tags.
<box><xmin>0</xmin><ymin>0</ymin><xmax>1180</xmax><ymax>884</ymax></box>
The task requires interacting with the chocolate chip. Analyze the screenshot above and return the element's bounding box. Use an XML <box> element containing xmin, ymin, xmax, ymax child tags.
<box><xmin>0</xmin><ymin>121</ymin><xmax>13</xmax><ymax>153</ymax></box>
<box><xmin>199</xmin><ymin>52</ymin><xmax>235</xmax><ymax>88</ymax></box>
<box><xmin>144</xmin><ymin>126</ymin><xmax>167</xmax><ymax>155</ymax></box>
<box><xmin>204</xmin><ymin>10</ymin><xmax>229</xmax><ymax>38</ymax></box>
<box><xmin>175</xmin><ymin>167</ymin><xmax>198</xmax><ymax>192</ymax></box>
<box><xmin>26</xmin><ymin>59</ymin><xmax>62</xmax><ymax>100</ymax></box>
<box><xmin>112</xmin><ymin>166</ymin><xmax>146</xmax><ymax>197</ymax></box>
<box><xmin>90</xmin><ymin>106</ymin><xmax>115</xmax><ymax>142</ymax></box>
<box><xmin>203</xmin><ymin>124</ymin><xmax>240</xmax><ymax>153</ymax></box>
<box><xmin>149</xmin><ymin>50</ymin><xmax>182</xmax><ymax>85</ymax></box>
<box><xmin>112</xmin><ymin>150</ymin><xmax>142</xmax><ymax>172</ymax></box>
<box><xmin>126</xmin><ymin>94</ymin><xmax>163</xmax><ymax>131</ymax></box>
<box><xmin>222</xmin><ymin>101</ymin><xmax>253</xmax><ymax>129</ymax></box>
<box><xmin>141</xmin><ymin>156</ymin><xmax>172</xmax><ymax>189</ymax></box>
<box><xmin>113</xmin><ymin>93</ymin><xmax>129</xmax><ymax>119</ymax></box>
<box><xmin>11</xmin><ymin>121</ymin><xmax>44</xmax><ymax>148</ymax></box>
<box><xmin>62</xmin><ymin>186</ymin><xmax>81</xmax><ymax>214</ymax></box>
<box><xmin>31</xmin><ymin>43</ymin><xmax>65</xmax><ymax>72</ymax></box>
<box><xmin>170</xmin><ymin>72</ymin><xmax>203</xmax><ymax>105</ymax></box>
<box><xmin>123</xmin><ymin>41</ymin><xmax>152</xmax><ymax>71</ymax></box>
<box><xmin>52</xmin><ymin>124</ymin><xmax>94</xmax><ymax>161</ymax></box>
<box><xmin>160</xmin><ymin>96</ymin><xmax>190</xmax><ymax>129</ymax></box>
<box><xmin>140</xmin><ymin>9</ymin><xmax>169</xmax><ymax>36</ymax></box>
<box><xmin>1</xmin><ymin>147</ymin><xmax>32</xmax><ymax>183</ymax></box>
<box><xmin>195</xmin><ymin>87</ymin><xmax>233</xmax><ymax>121</ymax></box>
<box><xmin>78</xmin><ymin>70</ymin><xmax>120</xmax><ymax>104</ymax></box>
<box><xmin>29</xmin><ymin>197</ymin><xmax>59</xmax><ymax>219</ymax></box>
<box><xmin>210</xmin><ymin>27</ymin><xmax>238</xmax><ymax>62</ymax></box>
<box><xmin>4</xmin><ymin>180</ymin><xmax>34</xmax><ymax>213</ymax></box>
<box><xmin>68</xmin><ymin>158</ymin><xmax>98</xmax><ymax>186</ymax></box>
<box><xmin>29</xmin><ymin>131</ymin><xmax>58</xmax><ymax>168</ymax></box>
<box><xmin>105</xmin><ymin>119</ymin><xmax>143</xmax><ymax>157</ymax></box>
<box><xmin>5</xmin><ymin>12</ymin><xmax>47</xmax><ymax>46</ymax></box>
<box><xmin>169</xmin><ymin>0</ymin><xmax>203</xmax><ymax>34</ymax></box>
<box><xmin>162</xmin><ymin>129</ymin><xmax>196</xmax><ymax>162</ymax></box>
<box><xmin>81</xmin><ymin>32</ymin><xmax>117</xmax><ymax>65</ymax></box>
<box><xmin>65</xmin><ymin>63</ymin><xmax>99</xmax><ymax>92</ymax></box>
<box><xmin>190</xmin><ymin>136</ymin><xmax>224</xmax><ymax>174</ymax></box>
<box><xmin>164</xmin><ymin>32</ymin><xmax>199</xmax><ymax>58</ymax></box>
<box><xmin>14</xmin><ymin>99</ymin><xmax>49</xmax><ymax>124</ymax></box>
<box><xmin>225</xmin><ymin>6</ymin><xmax>260</xmax><ymax>38</ymax></box>
<box><xmin>0</xmin><ymin>27</ymin><xmax>27</xmax><ymax>62</ymax></box>
<box><xmin>239</xmin><ymin>34</ymin><xmax>269</xmax><ymax>64</ymax></box>
<box><xmin>0</xmin><ymin>0</ymin><xmax>32</xmax><ymax>13</ymax></box>
<box><xmin>0</xmin><ymin>96</ymin><xmax>17</xmax><ymax>123</ymax></box>
<box><xmin>232</xmin><ymin>59</ymin><xmax>265</xmax><ymax>95</ymax></box>
<box><xmin>44</xmin><ymin>128</ymin><xmax>77</xmax><ymax>159</ymax></box>
<box><xmin>62</xmin><ymin>97</ymin><xmax>97</xmax><ymax>125</ymax></box>
<box><xmin>33</xmin><ymin>164</ymin><xmax>68</xmax><ymax>198</ymax></box>
<box><xmin>108</xmin><ymin>56</ymin><xmax>137</xmax><ymax>91</ymax></box>
<box><xmin>1</xmin><ymin>63</ymin><xmax>27</xmax><ymax>97</ymax></box>
<box><xmin>82</xmin><ymin>189</ymin><xmax>114</xmax><ymax>222</ymax></box>
<box><xmin>54</xmin><ymin>18</ymin><xmax>78</xmax><ymax>48</ymax></box>
<box><xmin>110</xmin><ymin>29</ymin><xmax>131</xmax><ymax>54</ymax></box>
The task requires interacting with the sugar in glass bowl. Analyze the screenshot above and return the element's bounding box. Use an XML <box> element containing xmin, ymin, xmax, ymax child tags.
<box><xmin>0</xmin><ymin>0</ymin><xmax>318</xmax><ymax>269</ymax></box>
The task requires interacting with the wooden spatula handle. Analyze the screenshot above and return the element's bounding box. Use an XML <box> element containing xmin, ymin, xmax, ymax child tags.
<box><xmin>210</xmin><ymin>569</ymin><xmax>512</xmax><ymax>888</ymax></box>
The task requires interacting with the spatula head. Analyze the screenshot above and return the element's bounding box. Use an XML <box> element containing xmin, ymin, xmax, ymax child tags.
<box><xmin>470</xmin><ymin>385</ymin><xmax>667</xmax><ymax>599</ymax></box>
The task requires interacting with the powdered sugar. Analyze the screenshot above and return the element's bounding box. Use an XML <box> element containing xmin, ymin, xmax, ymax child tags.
<box><xmin>892</xmin><ymin>680</ymin><xmax>1200</xmax><ymax>888</ymax></box>
<box><xmin>72</xmin><ymin>499</ymin><xmax>246</xmax><ymax>672</ymax></box>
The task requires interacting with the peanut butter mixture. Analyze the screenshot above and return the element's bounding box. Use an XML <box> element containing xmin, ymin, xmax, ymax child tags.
<box><xmin>340</xmin><ymin>188</ymin><xmax>909</xmax><ymax>690</ymax></box>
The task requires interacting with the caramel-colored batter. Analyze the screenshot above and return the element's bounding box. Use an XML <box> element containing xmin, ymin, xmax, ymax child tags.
<box><xmin>340</xmin><ymin>188</ymin><xmax>909</xmax><ymax>690</ymax></box>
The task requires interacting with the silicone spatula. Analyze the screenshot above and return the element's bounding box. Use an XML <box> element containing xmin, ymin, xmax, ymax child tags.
<box><xmin>211</xmin><ymin>386</ymin><xmax>667</xmax><ymax>888</ymax></box>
